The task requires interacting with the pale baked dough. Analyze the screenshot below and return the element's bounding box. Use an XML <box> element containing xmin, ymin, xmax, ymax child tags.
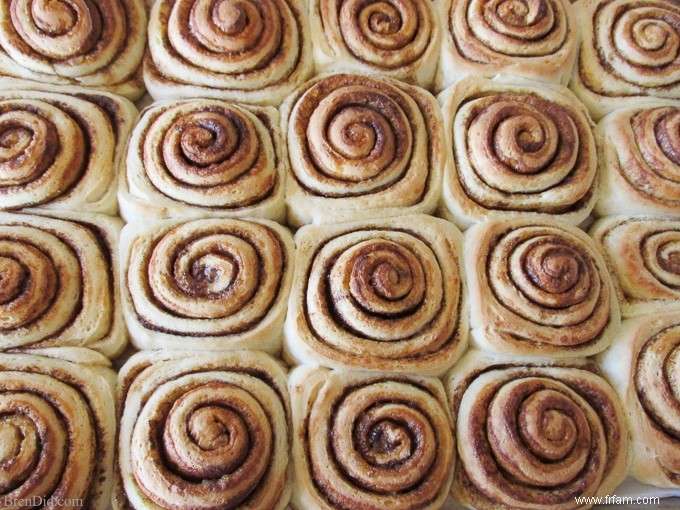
<box><xmin>438</xmin><ymin>76</ymin><xmax>598</xmax><ymax>229</ymax></box>
<box><xmin>465</xmin><ymin>217</ymin><xmax>620</xmax><ymax>357</ymax></box>
<box><xmin>596</xmin><ymin>315</ymin><xmax>680</xmax><ymax>489</ymax></box>
<box><xmin>289</xmin><ymin>365</ymin><xmax>454</xmax><ymax>510</ymax></box>
<box><xmin>284</xmin><ymin>214</ymin><xmax>467</xmax><ymax>376</ymax></box>
<box><xmin>119</xmin><ymin>98</ymin><xmax>285</xmax><ymax>222</ymax></box>
<box><xmin>0</xmin><ymin>210</ymin><xmax>126</xmax><ymax>358</ymax></box>
<box><xmin>446</xmin><ymin>350</ymin><xmax>630</xmax><ymax>509</ymax></box>
<box><xmin>120</xmin><ymin>217</ymin><xmax>294</xmax><ymax>353</ymax></box>
<box><xmin>115</xmin><ymin>350</ymin><xmax>291</xmax><ymax>510</ymax></box>
<box><xmin>281</xmin><ymin>71</ymin><xmax>445</xmax><ymax>227</ymax></box>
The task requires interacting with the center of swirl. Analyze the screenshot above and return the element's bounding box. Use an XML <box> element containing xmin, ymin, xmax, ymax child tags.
<box><xmin>344</xmin><ymin>240</ymin><xmax>425</xmax><ymax>316</ymax></box>
<box><xmin>526</xmin><ymin>246</ymin><xmax>581</xmax><ymax>294</ymax></box>
<box><xmin>0</xmin><ymin>257</ymin><xmax>26</xmax><ymax>305</ymax></box>
<box><xmin>177</xmin><ymin>113</ymin><xmax>239</xmax><ymax>166</ymax></box>
<box><xmin>213</xmin><ymin>0</ymin><xmax>249</xmax><ymax>35</ymax></box>
<box><xmin>369</xmin><ymin>6</ymin><xmax>401</xmax><ymax>35</ymax></box>
<box><xmin>31</xmin><ymin>0</ymin><xmax>78</xmax><ymax>35</ymax></box>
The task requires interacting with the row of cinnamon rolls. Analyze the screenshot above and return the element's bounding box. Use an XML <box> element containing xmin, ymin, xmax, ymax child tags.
<box><xmin>0</xmin><ymin>74</ymin><xmax>678</xmax><ymax>227</ymax></box>
<box><xmin>1</xmin><ymin>210</ymin><xmax>678</xmax><ymax>360</ymax></box>
<box><xmin>0</xmin><ymin>0</ymin><xmax>678</xmax><ymax>115</ymax></box>
<box><xmin>3</xmin><ymin>335</ymin><xmax>677</xmax><ymax>510</ymax></box>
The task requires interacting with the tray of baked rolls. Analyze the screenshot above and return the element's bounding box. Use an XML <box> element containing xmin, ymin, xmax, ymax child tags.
<box><xmin>0</xmin><ymin>0</ymin><xmax>678</xmax><ymax>509</ymax></box>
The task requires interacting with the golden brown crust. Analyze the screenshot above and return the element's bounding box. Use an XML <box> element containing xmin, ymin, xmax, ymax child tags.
<box><xmin>115</xmin><ymin>350</ymin><xmax>291</xmax><ymax>510</ymax></box>
<box><xmin>289</xmin><ymin>366</ymin><xmax>454</xmax><ymax>510</ymax></box>
<box><xmin>310</xmin><ymin>0</ymin><xmax>441</xmax><ymax>87</ymax></box>
<box><xmin>0</xmin><ymin>349</ymin><xmax>116</xmax><ymax>510</ymax></box>
<box><xmin>144</xmin><ymin>0</ymin><xmax>312</xmax><ymax>104</ymax></box>
<box><xmin>120</xmin><ymin>217</ymin><xmax>294</xmax><ymax>353</ymax></box>
<box><xmin>447</xmin><ymin>350</ymin><xmax>630</xmax><ymax>510</ymax></box>
<box><xmin>590</xmin><ymin>216</ymin><xmax>680</xmax><ymax>318</ymax></box>
<box><xmin>284</xmin><ymin>214</ymin><xmax>467</xmax><ymax>376</ymax></box>
<box><xmin>282</xmin><ymin>72</ymin><xmax>445</xmax><ymax>226</ymax></box>
<box><xmin>439</xmin><ymin>76</ymin><xmax>597</xmax><ymax>228</ymax></box>
<box><xmin>595</xmin><ymin>101</ymin><xmax>680</xmax><ymax>216</ymax></box>
<box><xmin>119</xmin><ymin>98</ymin><xmax>285</xmax><ymax>222</ymax></box>
<box><xmin>435</xmin><ymin>0</ymin><xmax>577</xmax><ymax>90</ymax></box>
<box><xmin>0</xmin><ymin>0</ymin><xmax>146</xmax><ymax>100</ymax></box>
<box><xmin>570</xmin><ymin>0</ymin><xmax>680</xmax><ymax>120</ymax></box>
<box><xmin>465</xmin><ymin>217</ymin><xmax>620</xmax><ymax>357</ymax></box>
<box><xmin>0</xmin><ymin>211</ymin><xmax>126</xmax><ymax>358</ymax></box>
<box><xmin>597</xmin><ymin>315</ymin><xmax>680</xmax><ymax>488</ymax></box>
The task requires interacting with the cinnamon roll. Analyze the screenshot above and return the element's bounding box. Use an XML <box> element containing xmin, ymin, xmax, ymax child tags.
<box><xmin>309</xmin><ymin>0</ymin><xmax>440</xmax><ymax>88</ymax></box>
<box><xmin>121</xmin><ymin>218</ymin><xmax>294</xmax><ymax>352</ymax></box>
<box><xmin>0</xmin><ymin>348</ymin><xmax>116</xmax><ymax>510</ymax></box>
<box><xmin>571</xmin><ymin>0</ymin><xmax>680</xmax><ymax>120</ymax></box>
<box><xmin>447</xmin><ymin>350</ymin><xmax>630</xmax><ymax>510</ymax></box>
<box><xmin>595</xmin><ymin>101</ymin><xmax>680</xmax><ymax>216</ymax></box>
<box><xmin>0</xmin><ymin>211</ymin><xmax>126</xmax><ymax>358</ymax></box>
<box><xmin>289</xmin><ymin>365</ymin><xmax>454</xmax><ymax>510</ymax></box>
<box><xmin>284</xmin><ymin>215</ymin><xmax>467</xmax><ymax>376</ymax></box>
<box><xmin>0</xmin><ymin>89</ymin><xmax>136</xmax><ymax>215</ymax></box>
<box><xmin>281</xmin><ymin>72</ymin><xmax>445</xmax><ymax>227</ymax></box>
<box><xmin>144</xmin><ymin>0</ymin><xmax>313</xmax><ymax>104</ymax></box>
<box><xmin>119</xmin><ymin>99</ymin><xmax>285</xmax><ymax>223</ymax></box>
<box><xmin>591</xmin><ymin>216</ymin><xmax>680</xmax><ymax>318</ymax></box>
<box><xmin>435</xmin><ymin>0</ymin><xmax>577</xmax><ymax>91</ymax></box>
<box><xmin>465</xmin><ymin>218</ymin><xmax>620</xmax><ymax>357</ymax></box>
<box><xmin>439</xmin><ymin>76</ymin><xmax>598</xmax><ymax>229</ymax></box>
<box><xmin>597</xmin><ymin>314</ymin><xmax>680</xmax><ymax>488</ymax></box>
<box><xmin>0</xmin><ymin>0</ymin><xmax>146</xmax><ymax>100</ymax></box>
<box><xmin>115</xmin><ymin>350</ymin><xmax>291</xmax><ymax>510</ymax></box>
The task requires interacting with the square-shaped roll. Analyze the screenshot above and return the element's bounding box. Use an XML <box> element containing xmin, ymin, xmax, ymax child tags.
<box><xmin>439</xmin><ymin>76</ymin><xmax>598</xmax><ymax>229</ymax></box>
<box><xmin>465</xmin><ymin>218</ymin><xmax>620</xmax><ymax>357</ymax></box>
<box><xmin>119</xmin><ymin>99</ymin><xmax>286</xmax><ymax>223</ymax></box>
<box><xmin>591</xmin><ymin>216</ymin><xmax>680</xmax><ymax>318</ymax></box>
<box><xmin>281</xmin><ymin>72</ymin><xmax>445</xmax><ymax>227</ymax></box>
<box><xmin>594</xmin><ymin>101</ymin><xmax>680</xmax><ymax>217</ymax></box>
<box><xmin>115</xmin><ymin>350</ymin><xmax>291</xmax><ymax>510</ymax></box>
<box><xmin>0</xmin><ymin>90</ymin><xmax>137</xmax><ymax>215</ymax></box>
<box><xmin>309</xmin><ymin>0</ymin><xmax>441</xmax><ymax>88</ymax></box>
<box><xmin>0</xmin><ymin>348</ymin><xmax>116</xmax><ymax>510</ymax></box>
<box><xmin>284</xmin><ymin>214</ymin><xmax>467</xmax><ymax>376</ymax></box>
<box><xmin>597</xmin><ymin>314</ymin><xmax>680</xmax><ymax>489</ymax></box>
<box><xmin>435</xmin><ymin>0</ymin><xmax>577</xmax><ymax>91</ymax></box>
<box><xmin>0</xmin><ymin>1</ymin><xmax>146</xmax><ymax>100</ymax></box>
<box><xmin>446</xmin><ymin>350</ymin><xmax>630</xmax><ymax>510</ymax></box>
<box><xmin>0</xmin><ymin>211</ymin><xmax>126</xmax><ymax>358</ymax></box>
<box><xmin>143</xmin><ymin>0</ymin><xmax>313</xmax><ymax>104</ymax></box>
<box><xmin>289</xmin><ymin>365</ymin><xmax>454</xmax><ymax>510</ymax></box>
<box><xmin>120</xmin><ymin>218</ymin><xmax>294</xmax><ymax>352</ymax></box>
<box><xmin>570</xmin><ymin>0</ymin><xmax>680</xmax><ymax>120</ymax></box>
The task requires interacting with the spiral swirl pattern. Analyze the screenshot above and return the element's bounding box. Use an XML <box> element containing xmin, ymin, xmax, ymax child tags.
<box><xmin>437</xmin><ymin>0</ymin><xmax>577</xmax><ymax>89</ymax></box>
<box><xmin>449</xmin><ymin>353</ymin><xmax>629</xmax><ymax>509</ymax></box>
<box><xmin>121</xmin><ymin>99</ymin><xmax>283</xmax><ymax>221</ymax></box>
<box><xmin>290</xmin><ymin>367</ymin><xmax>453</xmax><ymax>510</ymax></box>
<box><xmin>467</xmin><ymin>218</ymin><xmax>618</xmax><ymax>356</ymax></box>
<box><xmin>123</xmin><ymin>218</ymin><xmax>293</xmax><ymax>352</ymax></box>
<box><xmin>597</xmin><ymin>103</ymin><xmax>680</xmax><ymax>215</ymax></box>
<box><xmin>144</xmin><ymin>0</ymin><xmax>312</xmax><ymax>104</ymax></box>
<box><xmin>0</xmin><ymin>351</ymin><xmax>115</xmax><ymax>510</ymax></box>
<box><xmin>312</xmin><ymin>0</ymin><xmax>440</xmax><ymax>86</ymax></box>
<box><xmin>0</xmin><ymin>91</ymin><xmax>134</xmax><ymax>214</ymax></box>
<box><xmin>0</xmin><ymin>0</ymin><xmax>145</xmax><ymax>99</ymax></box>
<box><xmin>283</xmin><ymin>73</ymin><xmax>443</xmax><ymax>226</ymax></box>
<box><xmin>0</xmin><ymin>212</ymin><xmax>124</xmax><ymax>357</ymax></box>
<box><xmin>284</xmin><ymin>215</ymin><xmax>466</xmax><ymax>375</ymax></box>
<box><xmin>591</xmin><ymin>216</ymin><xmax>680</xmax><ymax>318</ymax></box>
<box><xmin>441</xmin><ymin>78</ymin><xmax>597</xmax><ymax>227</ymax></box>
<box><xmin>116</xmin><ymin>350</ymin><xmax>290</xmax><ymax>510</ymax></box>
<box><xmin>572</xmin><ymin>0</ymin><xmax>680</xmax><ymax>118</ymax></box>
